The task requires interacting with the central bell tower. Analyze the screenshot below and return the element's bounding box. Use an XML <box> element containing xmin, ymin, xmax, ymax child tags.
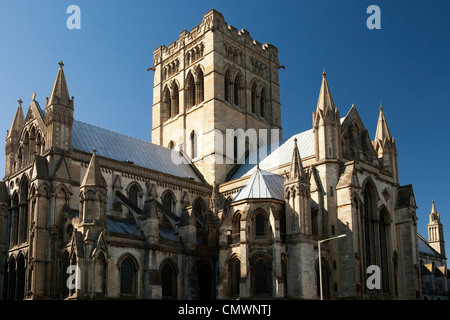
<box><xmin>151</xmin><ymin>9</ymin><xmax>282</xmax><ymax>186</ymax></box>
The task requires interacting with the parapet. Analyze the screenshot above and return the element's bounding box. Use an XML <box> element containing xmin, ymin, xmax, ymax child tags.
<box><xmin>153</xmin><ymin>9</ymin><xmax>279</xmax><ymax>66</ymax></box>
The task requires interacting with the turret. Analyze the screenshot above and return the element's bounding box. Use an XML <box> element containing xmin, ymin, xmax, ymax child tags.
<box><xmin>284</xmin><ymin>138</ymin><xmax>311</xmax><ymax>236</ymax></box>
<box><xmin>5</xmin><ymin>100</ymin><xmax>24</xmax><ymax>176</ymax></box>
<box><xmin>373</xmin><ymin>106</ymin><xmax>398</xmax><ymax>182</ymax></box>
<box><xmin>44</xmin><ymin>61</ymin><xmax>74</xmax><ymax>153</ymax></box>
<box><xmin>79</xmin><ymin>150</ymin><xmax>107</xmax><ymax>232</ymax></box>
<box><xmin>428</xmin><ymin>201</ymin><xmax>446</xmax><ymax>257</ymax></box>
<box><xmin>313</xmin><ymin>72</ymin><xmax>342</xmax><ymax>161</ymax></box>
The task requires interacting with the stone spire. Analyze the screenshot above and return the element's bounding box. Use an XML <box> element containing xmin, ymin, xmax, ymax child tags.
<box><xmin>312</xmin><ymin>72</ymin><xmax>341</xmax><ymax>160</ymax></box>
<box><xmin>6</xmin><ymin>99</ymin><xmax>25</xmax><ymax>140</ymax></box>
<box><xmin>316</xmin><ymin>71</ymin><xmax>337</xmax><ymax>114</ymax></box>
<box><xmin>374</xmin><ymin>105</ymin><xmax>394</xmax><ymax>152</ymax></box>
<box><xmin>428</xmin><ymin>200</ymin><xmax>446</xmax><ymax>257</ymax></box>
<box><xmin>430</xmin><ymin>200</ymin><xmax>440</xmax><ymax>223</ymax></box>
<box><xmin>81</xmin><ymin>150</ymin><xmax>107</xmax><ymax>188</ymax></box>
<box><xmin>47</xmin><ymin>61</ymin><xmax>72</xmax><ymax>108</ymax></box>
<box><xmin>287</xmin><ymin>138</ymin><xmax>305</xmax><ymax>182</ymax></box>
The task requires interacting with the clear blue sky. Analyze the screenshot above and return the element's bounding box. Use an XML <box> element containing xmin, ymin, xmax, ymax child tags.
<box><xmin>1</xmin><ymin>0</ymin><xmax>450</xmax><ymax>256</ymax></box>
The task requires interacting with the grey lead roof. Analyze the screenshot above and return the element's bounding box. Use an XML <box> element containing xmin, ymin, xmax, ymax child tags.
<box><xmin>230</xmin><ymin>129</ymin><xmax>315</xmax><ymax>180</ymax></box>
<box><xmin>418</xmin><ymin>234</ymin><xmax>441</xmax><ymax>257</ymax></box>
<box><xmin>71</xmin><ymin>120</ymin><xmax>202</xmax><ymax>182</ymax></box>
<box><xmin>232</xmin><ymin>167</ymin><xmax>284</xmax><ymax>202</ymax></box>
<box><xmin>229</xmin><ymin>117</ymin><xmax>346</xmax><ymax>181</ymax></box>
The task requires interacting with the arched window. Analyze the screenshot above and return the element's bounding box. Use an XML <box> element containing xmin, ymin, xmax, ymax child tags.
<box><xmin>94</xmin><ymin>252</ymin><xmax>107</xmax><ymax>295</ymax></box>
<box><xmin>229</xmin><ymin>257</ymin><xmax>241</xmax><ymax>297</ymax></box>
<box><xmin>232</xmin><ymin>212</ymin><xmax>241</xmax><ymax>243</ymax></box>
<box><xmin>255</xmin><ymin>211</ymin><xmax>266</xmax><ymax>237</ymax></box>
<box><xmin>161</xmin><ymin>260</ymin><xmax>177</xmax><ymax>299</ymax></box>
<box><xmin>120</xmin><ymin>257</ymin><xmax>136</xmax><ymax>296</ymax></box>
<box><xmin>186</xmin><ymin>73</ymin><xmax>196</xmax><ymax>109</ymax></box>
<box><xmin>7</xmin><ymin>257</ymin><xmax>16</xmax><ymax>300</ymax></box>
<box><xmin>193</xmin><ymin>197</ymin><xmax>207</xmax><ymax>245</ymax></box>
<box><xmin>171</xmin><ymin>83</ymin><xmax>179</xmax><ymax>117</ymax></box>
<box><xmin>190</xmin><ymin>131</ymin><xmax>198</xmax><ymax>160</ymax></box>
<box><xmin>224</xmin><ymin>70</ymin><xmax>232</xmax><ymax>103</ymax></box>
<box><xmin>251</xmin><ymin>83</ymin><xmax>258</xmax><ymax>114</ymax></box>
<box><xmin>197</xmin><ymin>263</ymin><xmax>213</xmax><ymax>299</ymax></box>
<box><xmin>193</xmin><ymin>197</ymin><xmax>206</xmax><ymax>227</ymax></box>
<box><xmin>260</xmin><ymin>87</ymin><xmax>267</xmax><ymax>119</ymax></box>
<box><xmin>16</xmin><ymin>254</ymin><xmax>26</xmax><ymax>300</ymax></box>
<box><xmin>252</xmin><ymin>257</ymin><xmax>271</xmax><ymax>295</ymax></box>
<box><xmin>162</xmin><ymin>86</ymin><xmax>171</xmax><ymax>122</ymax></box>
<box><xmin>379</xmin><ymin>208</ymin><xmax>391</xmax><ymax>294</ymax></box>
<box><xmin>162</xmin><ymin>191</ymin><xmax>174</xmax><ymax>213</ymax></box>
<box><xmin>19</xmin><ymin>176</ymin><xmax>29</xmax><ymax>244</ymax></box>
<box><xmin>362</xmin><ymin>180</ymin><xmax>377</xmax><ymax>270</ymax></box>
<box><xmin>11</xmin><ymin>193</ymin><xmax>19</xmax><ymax>246</ymax></box>
<box><xmin>196</xmin><ymin>68</ymin><xmax>204</xmax><ymax>104</ymax></box>
<box><xmin>234</xmin><ymin>73</ymin><xmax>243</xmax><ymax>107</ymax></box>
<box><xmin>128</xmin><ymin>184</ymin><xmax>140</xmax><ymax>209</ymax></box>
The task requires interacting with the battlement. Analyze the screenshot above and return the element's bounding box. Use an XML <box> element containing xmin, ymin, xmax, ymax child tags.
<box><xmin>153</xmin><ymin>9</ymin><xmax>279</xmax><ymax>66</ymax></box>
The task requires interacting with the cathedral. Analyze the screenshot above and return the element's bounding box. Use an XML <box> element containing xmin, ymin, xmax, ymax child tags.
<box><xmin>0</xmin><ymin>9</ymin><xmax>448</xmax><ymax>300</ymax></box>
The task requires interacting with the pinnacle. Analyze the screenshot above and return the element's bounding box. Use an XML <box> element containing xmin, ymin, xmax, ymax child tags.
<box><xmin>316</xmin><ymin>72</ymin><xmax>336</xmax><ymax>113</ymax></box>
<box><xmin>81</xmin><ymin>150</ymin><xmax>107</xmax><ymax>188</ymax></box>
<box><xmin>47</xmin><ymin>61</ymin><xmax>71</xmax><ymax>108</ymax></box>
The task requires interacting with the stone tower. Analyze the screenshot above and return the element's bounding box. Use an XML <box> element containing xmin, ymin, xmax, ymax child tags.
<box><xmin>428</xmin><ymin>201</ymin><xmax>446</xmax><ymax>257</ymax></box>
<box><xmin>44</xmin><ymin>61</ymin><xmax>74</xmax><ymax>154</ymax></box>
<box><xmin>150</xmin><ymin>9</ymin><xmax>282</xmax><ymax>186</ymax></box>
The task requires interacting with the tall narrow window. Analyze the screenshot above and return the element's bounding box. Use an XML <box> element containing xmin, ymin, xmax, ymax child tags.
<box><xmin>255</xmin><ymin>212</ymin><xmax>265</xmax><ymax>237</ymax></box>
<box><xmin>128</xmin><ymin>184</ymin><xmax>139</xmax><ymax>209</ymax></box>
<box><xmin>186</xmin><ymin>73</ymin><xmax>196</xmax><ymax>109</ymax></box>
<box><xmin>229</xmin><ymin>258</ymin><xmax>241</xmax><ymax>297</ymax></box>
<box><xmin>251</xmin><ymin>83</ymin><xmax>258</xmax><ymax>114</ymax></box>
<box><xmin>260</xmin><ymin>87</ymin><xmax>266</xmax><ymax>119</ymax></box>
<box><xmin>234</xmin><ymin>73</ymin><xmax>242</xmax><ymax>107</ymax></box>
<box><xmin>379</xmin><ymin>209</ymin><xmax>390</xmax><ymax>294</ymax></box>
<box><xmin>94</xmin><ymin>252</ymin><xmax>107</xmax><ymax>295</ymax></box>
<box><xmin>190</xmin><ymin>131</ymin><xmax>198</xmax><ymax>160</ymax></box>
<box><xmin>171</xmin><ymin>83</ymin><xmax>179</xmax><ymax>117</ymax></box>
<box><xmin>161</xmin><ymin>261</ymin><xmax>177</xmax><ymax>299</ymax></box>
<box><xmin>162</xmin><ymin>192</ymin><xmax>174</xmax><ymax>213</ymax></box>
<box><xmin>232</xmin><ymin>212</ymin><xmax>241</xmax><ymax>243</ymax></box>
<box><xmin>197</xmin><ymin>69</ymin><xmax>204</xmax><ymax>104</ymax></box>
<box><xmin>120</xmin><ymin>257</ymin><xmax>135</xmax><ymax>296</ymax></box>
<box><xmin>162</xmin><ymin>87</ymin><xmax>171</xmax><ymax>122</ymax></box>
<box><xmin>19</xmin><ymin>177</ymin><xmax>29</xmax><ymax>244</ymax></box>
<box><xmin>254</xmin><ymin>259</ymin><xmax>268</xmax><ymax>295</ymax></box>
<box><xmin>11</xmin><ymin>194</ymin><xmax>19</xmax><ymax>246</ymax></box>
<box><xmin>363</xmin><ymin>182</ymin><xmax>376</xmax><ymax>269</ymax></box>
<box><xmin>224</xmin><ymin>70</ymin><xmax>232</xmax><ymax>103</ymax></box>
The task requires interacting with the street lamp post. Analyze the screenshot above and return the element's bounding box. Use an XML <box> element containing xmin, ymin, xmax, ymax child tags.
<box><xmin>318</xmin><ymin>234</ymin><xmax>347</xmax><ymax>300</ymax></box>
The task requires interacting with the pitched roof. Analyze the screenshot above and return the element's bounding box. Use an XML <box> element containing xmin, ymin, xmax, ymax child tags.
<box><xmin>229</xmin><ymin>115</ymin><xmax>347</xmax><ymax>182</ymax></box>
<box><xmin>232</xmin><ymin>166</ymin><xmax>284</xmax><ymax>202</ymax></box>
<box><xmin>71</xmin><ymin>120</ymin><xmax>202</xmax><ymax>182</ymax></box>
<box><xmin>230</xmin><ymin>129</ymin><xmax>315</xmax><ymax>180</ymax></box>
<box><xmin>418</xmin><ymin>234</ymin><xmax>441</xmax><ymax>257</ymax></box>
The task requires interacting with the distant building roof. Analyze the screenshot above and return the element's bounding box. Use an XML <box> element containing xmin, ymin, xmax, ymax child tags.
<box><xmin>232</xmin><ymin>166</ymin><xmax>284</xmax><ymax>202</ymax></box>
<box><xmin>71</xmin><ymin>120</ymin><xmax>202</xmax><ymax>182</ymax></box>
<box><xmin>418</xmin><ymin>234</ymin><xmax>441</xmax><ymax>257</ymax></box>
